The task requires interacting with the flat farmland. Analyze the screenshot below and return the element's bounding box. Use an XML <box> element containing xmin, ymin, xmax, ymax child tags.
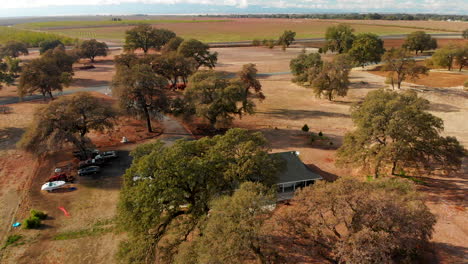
<box><xmin>41</xmin><ymin>18</ymin><xmax>454</xmax><ymax>44</ymax></box>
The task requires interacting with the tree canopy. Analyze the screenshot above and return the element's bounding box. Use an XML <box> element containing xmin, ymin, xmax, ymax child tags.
<box><xmin>112</xmin><ymin>63</ymin><xmax>169</xmax><ymax>132</ymax></box>
<box><xmin>311</xmin><ymin>54</ymin><xmax>352</xmax><ymax>101</ymax></box>
<box><xmin>277</xmin><ymin>30</ymin><xmax>296</xmax><ymax>50</ymax></box>
<box><xmin>0</xmin><ymin>41</ymin><xmax>29</xmax><ymax>58</ymax></box>
<box><xmin>117</xmin><ymin>128</ymin><xmax>283</xmax><ymax>263</ymax></box>
<box><xmin>184</xmin><ymin>69</ymin><xmax>259</xmax><ymax>129</ymax></box>
<box><xmin>0</xmin><ymin>59</ymin><xmax>15</xmax><ymax>89</ymax></box>
<box><xmin>162</xmin><ymin>36</ymin><xmax>184</xmax><ymax>53</ymax></box>
<box><xmin>463</xmin><ymin>29</ymin><xmax>468</xmax><ymax>39</ymax></box>
<box><xmin>175</xmin><ymin>182</ymin><xmax>277</xmax><ymax>264</ymax></box>
<box><xmin>382</xmin><ymin>48</ymin><xmax>428</xmax><ymax>89</ymax></box>
<box><xmin>277</xmin><ymin>177</ymin><xmax>436</xmax><ymax>264</ymax></box>
<box><xmin>403</xmin><ymin>31</ymin><xmax>437</xmax><ymax>54</ymax></box>
<box><xmin>152</xmin><ymin>52</ymin><xmax>197</xmax><ymax>86</ymax></box>
<box><xmin>18</xmin><ymin>47</ymin><xmax>76</xmax><ymax>99</ymax></box>
<box><xmin>177</xmin><ymin>39</ymin><xmax>218</xmax><ymax>69</ymax></box>
<box><xmin>289</xmin><ymin>51</ymin><xmax>323</xmax><ymax>83</ymax></box>
<box><xmin>337</xmin><ymin>89</ymin><xmax>466</xmax><ymax>176</ymax></box>
<box><xmin>324</xmin><ymin>24</ymin><xmax>355</xmax><ymax>54</ymax></box>
<box><xmin>39</xmin><ymin>39</ymin><xmax>64</xmax><ymax>54</ymax></box>
<box><xmin>348</xmin><ymin>33</ymin><xmax>385</xmax><ymax>67</ymax></box>
<box><xmin>124</xmin><ymin>25</ymin><xmax>176</xmax><ymax>53</ymax></box>
<box><xmin>77</xmin><ymin>39</ymin><xmax>109</xmax><ymax>62</ymax></box>
<box><xmin>18</xmin><ymin>92</ymin><xmax>116</xmax><ymax>155</ymax></box>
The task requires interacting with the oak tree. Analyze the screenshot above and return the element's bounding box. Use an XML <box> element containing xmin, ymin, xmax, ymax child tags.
<box><xmin>382</xmin><ymin>48</ymin><xmax>428</xmax><ymax>89</ymax></box>
<box><xmin>39</xmin><ymin>39</ymin><xmax>64</xmax><ymax>54</ymax></box>
<box><xmin>112</xmin><ymin>63</ymin><xmax>169</xmax><ymax>132</ymax></box>
<box><xmin>277</xmin><ymin>177</ymin><xmax>436</xmax><ymax>264</ymax></box>
<box><xmin>311</xmin><ymin>54</ymin><xmax>352</xmax><ymax>101</ymax></box>
<box><xmin>289</xmin><ymin>51</ymin><xmax>323</xmax><ymax>83</ymax></box>
<box><xmin>348</xmin><ymin>33</ymin><xmax>385</xmax><ymax>67</ymax></box>
<box><xmin>18</xmin><ymin>92</ymin><xmax>115</xmax><ymax>155</ymax></box>
<box><xmin>175</xmin><ymin>182</ymin><xmax>277</xmax><ymax>264</ymax></box>
<box><xmin>337</xmin><ymin>89</ymin><xmax>466</xmax><ymax>177</ymax></box>
<box><xmin>117</xmin><ymin>128</ymin><xmax>283</xmax><ymax>263</ymax></box>
<box><xmin>77</xmin><ymin>39</ymin><xmax>109</xmax><ymax>62</ymax></box>
<box><xmin>277</xmin><ymin>30</ymin><xmax>296</xmax><ymax>50</ymax></box>
<box><xmin>0</xmin><ymin>41</ymin><xmax>29</xmax><ymax>58</ymax></box>
<box><xmin>403</xmin><ymin>31</ymin><xmax>437</xmax><ymax>54</ymax></box>
<box><xmin>324</xmin><ymin>24</ymin><xmax>355</xmax><ymax>54</ymax></box>
<box><xmin>124</xmin><ymin>25</ymin><xmax>176</xmax><ymax>53</ymax></box>
<box><xmin>177</xmin><ymin>39</ymin><xmax>218</xmax><ymax>69</ymax></box>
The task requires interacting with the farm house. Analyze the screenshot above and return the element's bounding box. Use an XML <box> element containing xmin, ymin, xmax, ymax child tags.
<box><xmin>272</xmin><ymin>151</ymin><xmax>322</xmax><ymax>195</ymax></box>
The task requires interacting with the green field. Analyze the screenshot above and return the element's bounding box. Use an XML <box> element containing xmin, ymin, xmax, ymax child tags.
<box><xmin>0</xmin><ymin>26</ymin><xmax>76</xmax><ymax>46</ymax></box>
<box><xmin>43</xmin><ymin>19</ymin><xmax>446</xmax><ymax>44</ymax></box>
<box><xmin>16</xmin><ymin>19</ymin><xmax>231</xmax><ymax>30</ymax></box>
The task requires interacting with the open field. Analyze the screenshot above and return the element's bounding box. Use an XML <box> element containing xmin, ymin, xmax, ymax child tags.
<box><xmin>15</xmin><ymin>19</ymin><xmax>230</xmax><ymax>30</ymax></box>
<box><xmin>0</xmin><ymin>26</ymin><xmax>76</xmax><ymax>46</ymax></box>
<box><xmin>41</xmin><ymin>18</ymin><xmax>454</xmax><ymax>44</ymax></box>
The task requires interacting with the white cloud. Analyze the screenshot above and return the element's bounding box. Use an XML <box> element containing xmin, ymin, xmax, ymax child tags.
<box><xmin>1</xmin><ymin>0</ymin><xmax>467</xmax><ymax>13</ymax></box>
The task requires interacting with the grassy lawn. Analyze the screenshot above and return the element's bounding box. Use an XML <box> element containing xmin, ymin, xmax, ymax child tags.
<box><xmin>44</xmin><ymin>19</ymin><xmax>445</xmax><ymax>43</ymax></box>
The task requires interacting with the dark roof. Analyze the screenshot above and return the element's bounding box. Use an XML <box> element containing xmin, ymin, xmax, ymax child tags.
<box><xmin>271</xmin><ymin>151</ymin><xmax>322</xmax><ymax>184</ymax></box>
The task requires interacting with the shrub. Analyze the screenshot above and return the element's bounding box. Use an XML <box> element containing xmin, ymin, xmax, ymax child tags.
<box><xmin>425</xmin><ymin>58</ymin><xmax>434</xmax><ymax>68</ymax></box>
<box><xmin>252</xmin><ymin>39</ymin><xmax>261</xmax><ymax>46</ymax></box>
<box><xmin>30</xmin><ymin>209</ymin><xmax>47</xmax><ymax>220</ymax></box>
<box><xmin>23</xmin><ymin>216</ymin><xmax>41</xmax><ymax>229</ymax></box>
<box><xmin>318</xmin><ymin>47</ymin><xmax>323</xmax><ymax>53</ymax></box>
<box><xmin>318</xmin><ymin>131</ymin><xmax>323</xmax><ymax>137</ymax></box>
<box><xmin>301</xmin><ymin>124</ymin><xmax>309</xmax><ymax>132</ymax></box>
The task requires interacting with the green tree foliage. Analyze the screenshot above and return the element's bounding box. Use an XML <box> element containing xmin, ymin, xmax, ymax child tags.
<box><xmin>77</xmin><ymin>39</ymin><xmax>109</xmax><ymax>62</ymax></box>
<box><xmin>348</xmin><ymin>33</ymin><xmax>385</xmax><ymax>67</ymax></box>
<box><xmin>162</xmin><ymin>36</ymin><xmax>184</xmax><ymax>53</ymax></box>
<box><xmin>432</xmin><ymin>43</ymin><xmax>459</xmax><ymax>71</ymax></box>
<box><xmin>382</xmin><ymin>48</ymin><xmax>428</xmax><ymax>89</ymax></box>
<box><xmin>18</xmin><ymin>92</ymin><xmax>116</xmax><ymax>155</ymax></box>
<box><xmin>463</xmin><ymin>29</ymin><xmax>468</xmax><ymax>39</ymax></box>
<box><xmin>277</xmin><ymin>177</ymin><xmax>436</xmax><ymax>264</ymax></box>
<box><xmin>237</xmin><ymin>63</ymin><xmax>265</xmax><ymax>115</ymax></box>
<box><xmin>403</xmin><ymin>31</ymin><xmax>437</xmax><ymax>54</ymax></box>
<box><xmin>289</xmin><ymin>51</ymin><xmax>323</xmax><ymax>83</ymax></box>
<box><xmin>277</xmin><ymin>30</ymin><xmax>296</xmax><ymax>50</ymax></box>
<box><xmin>337</xmin><ymin>90</ymin><xmax>466</xmax><ymax>176</ymax></box>
<box><xmin>324</xmin><ymin>24</ymin><xmax>355</xmax><ymax>54</ymax></box>
<box><xmin>0</xmin><ymin>59</ymin><xmax>15</xmax><ymax>89</ymax></box>
<box><xmin>175</xmin><ymin>182</ymin><xmax>277</xmax><ymax>264</ymax></box>
<box><xmin>177</xmin><ymin>39</ymin><xmax>218</xmax><ymax>69</ymax></box>
<box><xmin>311</xmin><ymin>54</ymin><xmax>352</xmax><ymax>101</ymax></box>
<box><xmin>18</xmin><ymin>47</ymin><xmax>76</xmax><ymax>99</ymax></box>
<box><xmin>0</xmin><ymin>41</ymin><xmax>29</xmax><ymax>58</ymax></box>
<box><xmin>39</xmin><ymin>39</ymin><xmax>64</xmax><ymax>54</ymax></box>
<box><xmin>184</xmin><ymin>70</ymin><xmax>255</xmax><ymax>129</ymax></box>
<box><xmin>112</xmin><ymin>63</ymin><xmax>169</xmax><ymax>133</ymax></box>
<box><xmin>152</xmin><ymin>52</ymin><xmax>197</xmax><ymax>86</ymax></box>
<box><xmin>3</xmin><ymin>56</ymin><xmax>22</xmax><ymax>77</ymax></box>
<box><xmin>124</xmin><ymin>24</ymin><xmax>176</xmax><ymax>53</ymax></box>
<box><xmin>117</xmin><ymin>128</ymin><xmax>283</xmax><ymax>263</ymax></box>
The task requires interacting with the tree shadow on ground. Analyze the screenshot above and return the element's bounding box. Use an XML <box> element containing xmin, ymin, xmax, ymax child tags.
<box><xmin>71</xmin><ymin>79</ymin><xmax>110</xmax><ymax>87</ymax></box>
<box><xmin>259</xmin><ymin>108</ymin><xmax>349</xmax><ymax>120</ymax></box>
<box><xmin>0</xmin><ymin>127</ymin><xmax>25</xmax><ymax>151</ymax></box>
<box><xmin>429</xmin><ymin>242</ymin><xmax>468</xmax><ymax>264</ymax></box>
<box><xmin>428</xmin><ymin>102</ymin><xmax>460</xmax><ymax>113</ymax></box>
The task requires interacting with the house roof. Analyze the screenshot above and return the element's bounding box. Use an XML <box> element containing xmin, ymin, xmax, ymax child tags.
<box><xmin>271</xmin><ymin>151</ymin><xmax>322</xmax><ymax>184</ymax></box>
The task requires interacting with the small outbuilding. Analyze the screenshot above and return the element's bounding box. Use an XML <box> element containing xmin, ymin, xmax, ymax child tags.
<box><xmin>271</xmin><ymin>151</ymin><xmax>322</xmax><ymax>194</ymax></box>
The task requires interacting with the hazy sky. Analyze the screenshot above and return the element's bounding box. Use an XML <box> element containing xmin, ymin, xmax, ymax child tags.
<box><xmin>0</xmin><ymin>0</ymin><xmax>467</xmax><ymax>17</ymax></box>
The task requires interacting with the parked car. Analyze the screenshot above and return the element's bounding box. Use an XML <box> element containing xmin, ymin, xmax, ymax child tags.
<box><xmin>96</xmin><ymin>151</ymin><xmax>118</xmax><ymax>160</ymax></box>
<box><xmin>78</xmin><ymin>166</ymin><xmax>100</xmax><ymax>176</ymax></box>
<box><xmin>78</xmin><ymin>157</ymin><xmax>105</xmax><ymax>169</ymax></box>
<box><xmin>47</xmin><ymin>173</ymin><xmax>75</xmax><ymax>183</ymax></box>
